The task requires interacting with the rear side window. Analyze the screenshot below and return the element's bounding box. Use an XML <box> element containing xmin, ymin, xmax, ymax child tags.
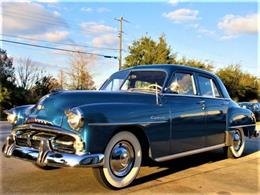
<box><xmin>198</xmin><ymin>75</ymin><xmax>222</xmax><ymax>98</ymax></box>
<box><xmin>168</xmin><ymin>73</ymin><xmax>196</xmax><ymax>95</ymax></box>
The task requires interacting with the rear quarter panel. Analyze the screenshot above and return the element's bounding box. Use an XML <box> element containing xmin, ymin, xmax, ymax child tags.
<box><xmin>227</xmin><ymin>101</ymin><xmax>256</xmax><ymax>136</ymax></box>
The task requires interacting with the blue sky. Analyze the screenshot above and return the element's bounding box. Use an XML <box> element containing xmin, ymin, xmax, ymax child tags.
<box><xmin>1</xmin><ymin>0</ymin><xmax>259</xmax><ymax>88</ymax></box>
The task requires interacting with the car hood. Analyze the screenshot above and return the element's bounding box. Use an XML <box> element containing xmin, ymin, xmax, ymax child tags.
<box><xmin>27</xmin><ymin>90</ymin><xmax>156</xmax><ymax>127</ymax></box>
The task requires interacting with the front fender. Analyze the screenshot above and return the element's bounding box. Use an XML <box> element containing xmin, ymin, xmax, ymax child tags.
<box><xmin>79</xmin><ymin>102</ymin><xmax>169</xmax><ymax>124</ymax></box>
<box><xmin>6</xmin><ymin>105</ymin><xmax>35</xmax><ymax>126</ymax></box>
<box><xmin>227</xmin><ymin>106</ymin><xmax>256</xmax><ymax>137</ymax></box>
<box><xmin>78</xmin><ymin>102</ymin><xmax>170</xmax><ymax>157</ymax></box>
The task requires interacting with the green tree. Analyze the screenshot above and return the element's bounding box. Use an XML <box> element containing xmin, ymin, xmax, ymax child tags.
<box><xmin>0</xmin><ymin>49</ymin><xmax>16</xmax><ymax>118</ymax></box>
<box><xmin>124</xmin><ymin>35</ymin><xmax>213</xmax><ymax>71</ymax></box>
<box><xmin>124</xmin><ymin>35</ymin><xmax>176</xmax><ymax>68</ymax></box>
<box><xmin>0</xmin><ymin>49</ymin><xmax>15</xmax><ymax>87</ymax></box>
<box><xmin>29</xmin><ymin>76</ymin><xmax>61</xmax><ymax>103</ymax></box>
<box><xmin>217</xmin><ymin>64</ymin><xmax>259</xmax><ymax>101</ymax></box>
<box><xmin>177</xmin><ymin>57</ymin><xmax>213</xmax><ymax>71</ymax></box>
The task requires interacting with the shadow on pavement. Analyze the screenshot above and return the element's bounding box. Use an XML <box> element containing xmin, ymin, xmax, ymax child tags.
<box><xmin>132</xmin><ymin>138</ymin><xmax>259</xmax><ymax>188</ymax></box>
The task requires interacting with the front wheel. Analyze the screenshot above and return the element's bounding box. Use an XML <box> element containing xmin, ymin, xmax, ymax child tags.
<box><xmin>225</xmin><ymin>128</ymin><xmax>245</xmax><ymax>158</ymax></box>
<box><xmin>93</xmin><ymin>131</ymin><xmax>142</xmax><ymax>189</ymax></box>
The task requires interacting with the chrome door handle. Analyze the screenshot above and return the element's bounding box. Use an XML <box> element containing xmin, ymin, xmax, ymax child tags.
<box><xmin>197</xmin><ymin>100</ymin><xmax>205</xmax><ymax>104</ymax></box>
<box><xmin>197</xmin><ymin>100</ymin><xmax>206</xmax><ymax>110</ymax></box>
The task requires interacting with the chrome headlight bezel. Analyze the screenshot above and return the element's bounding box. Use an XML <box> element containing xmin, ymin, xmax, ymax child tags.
<box><xmin>65</xmin><ymin>108</ymin><xmax>84</xmax><ymax>131</ymax></box>
<box><xmin>4</xmin><ymin>110</ymin><xmax>17</xmax><ymax>124</ymax></box>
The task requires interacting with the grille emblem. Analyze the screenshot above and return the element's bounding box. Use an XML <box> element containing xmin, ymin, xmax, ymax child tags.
<box><xmin>26</xmin><ymin>118</ymin><xmax>52</xmax><ymax>125</ymax></box>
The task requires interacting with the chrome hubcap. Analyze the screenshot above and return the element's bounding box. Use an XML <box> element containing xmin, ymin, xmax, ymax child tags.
<box><xmin>233</xmin><ymin>130</ymin><xmax>242</xmax><ymax>151</ymax></box>
<box><xmin>110</xmin><ymin>141</ymin><xmax>135</xmax><ymax>177</ymax></box>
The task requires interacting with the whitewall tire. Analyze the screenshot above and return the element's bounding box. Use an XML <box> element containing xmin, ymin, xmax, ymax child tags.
<box><xmin>93</xmin><ymin>131</ymin><xmax>142</xmax><ymax>189</ymax></box>
<box><xmin>226</xmin><ymin>128</ymin><xmax>245</xmax><ymax>158</ymax></box>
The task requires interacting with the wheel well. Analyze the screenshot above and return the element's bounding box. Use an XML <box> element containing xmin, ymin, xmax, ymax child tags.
<box><xmin>112</xmin><ymin>125</ymin><xmax>151</xmax><ymax>164</ymax></box>
<box><xmin>242</xmin><ymin>127</ymin><xmax>249</xmax><ymax>137</ymax></box>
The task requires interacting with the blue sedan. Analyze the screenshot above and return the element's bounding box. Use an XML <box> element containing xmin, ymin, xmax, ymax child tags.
<box><xmin>2</xmin><ymin>65</ymin><xmax>257</xmax><ymax>189</ymax></box>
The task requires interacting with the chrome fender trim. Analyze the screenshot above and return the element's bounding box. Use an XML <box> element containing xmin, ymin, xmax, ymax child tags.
<box><xmin>155</xmin><ymin>143</ymin><xmax>226</xmax><ymax>162</ymax></box>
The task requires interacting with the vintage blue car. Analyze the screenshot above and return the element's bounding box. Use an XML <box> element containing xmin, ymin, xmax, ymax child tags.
<box><xmin>2</xmin><ymin>65</ymin><xmax>257</xmax><ymax>189</ymax></box>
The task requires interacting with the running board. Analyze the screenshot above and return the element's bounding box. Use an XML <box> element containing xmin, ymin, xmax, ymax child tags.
<box><xmin>155</xmin><ymin>143</ymin><xmax>225</xmax><ymax>162</ymax></box>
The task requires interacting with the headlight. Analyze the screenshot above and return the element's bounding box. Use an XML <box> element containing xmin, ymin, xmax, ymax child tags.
<box><xmin>65</xmin><ymin>108</ymin><xmax>84</xmax><ymax>130</ymax></box>
<box><xmin>4</xmin><ymin>110</ymin><xmax>17</xmax><ymax>124</ymax></box>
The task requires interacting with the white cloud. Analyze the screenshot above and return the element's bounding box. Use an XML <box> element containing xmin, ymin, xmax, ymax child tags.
<box><xmin>81</xmin><ymin>7</ymin><xmax>93</xmax><ymax>13</ymax></box>
<box><xmin>97</xmin><ymin>7</ymin><xmax>110</xmax><ymax>13</ymax></box>
<box><xmin>218</xmin><ymin>14</ymin><xmax>258</xmax><ymax>38</ymax></box>
<box><xmin>20</xmin><ymin>31</ymin><xmax>69</xmax><ymax>42</ymax></box>
<box><xmin>44</xmin><ymin>31</ymin><xmax>69</xmax><ymax>42</ymax></box>
<box><xmin>80</xmin><ymin>7</ymin><xmax>110</xmax><ymax>13</ymax></box>
<box><xmin>80</xmin><ymin>22</ymin><xmax>116</xmax><ymax>34</ymax></box>
<box><xmin>197</xmin><ymin>27</ymin><xmax>216</xmax><ymax>37</ymax></box>
<box><xmin>36</xmin><ymin>0</ymin><xmax>59</xmax><ymax>2</ymax></box>
<box><xmin>53</xmin><ymin>10</ymin><xmax>61</xmax><ymax>17</ymax></box>
<box><xmin>168</xmin><ymin>0</ymin><xmax>179</xmax><ymax>6</ymax></box>
<box><xmin>163</xmin><ymin>8</ymin><xmax>199</xmax><ymax>23</ymax></box>
<box><xmin>92</xmin><ymin>34</ymin><xmax>117</xmax><ymax>47</ymax></box>
<box><xmin>2</xmin><ymin>2</ymin><xmax>67</xmax><ymax>35</ymax></box>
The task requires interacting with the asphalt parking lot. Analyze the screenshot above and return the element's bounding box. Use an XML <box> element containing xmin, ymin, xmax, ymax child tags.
<box><xmin>0</xmin><ymin>121</ymin><xmax>259</xmax><ymax>194</ymax></box>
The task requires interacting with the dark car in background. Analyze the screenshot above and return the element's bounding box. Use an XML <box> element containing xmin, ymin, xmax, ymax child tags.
<box><xmin>239</xmin><ymin>102</ymin><xmax>260</xmax><ymax>122</ymax></box>
<box><xmin>2</xmin><ymin>65</ymin><xmax>257</xmax><ymax>189</ymax></box>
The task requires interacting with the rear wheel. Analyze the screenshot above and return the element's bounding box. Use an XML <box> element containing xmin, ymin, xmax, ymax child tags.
<box><xmin>93</xmin><ymin>131</ymin><xmax>142</xmax><ymax>189</ymax></box>
<box><xmin>226</xmin><ymin>128</ymin><xmax>245</xmax><ymax>158</ymax></box>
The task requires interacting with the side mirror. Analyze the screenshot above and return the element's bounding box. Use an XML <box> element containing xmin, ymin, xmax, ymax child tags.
<box><xmin>163</xmin><ymin>87</ymin><xmax>171</xmax><ymax>93</ymax></box>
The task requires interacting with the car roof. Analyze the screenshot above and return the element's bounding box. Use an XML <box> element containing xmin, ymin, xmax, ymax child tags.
<box><xmin>128</xmin><ymin>64</ymin><xmax>214</xmax><ymax>76</ymax></box>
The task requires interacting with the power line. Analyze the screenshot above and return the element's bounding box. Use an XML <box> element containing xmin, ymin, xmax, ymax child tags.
<box><xmin>1</xmin><ymin>34</ymin><xmax>126</xmax><ymax>52</ymax></box>
<box><xmin>1</xmin><ymin>39</ymin><xmax>118</xmax><ymax>59</ymax></box>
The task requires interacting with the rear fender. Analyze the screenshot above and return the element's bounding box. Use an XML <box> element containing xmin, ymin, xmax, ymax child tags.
<box><xmin>227</xmin><ymin>106</ymin><xmax>256</xmax><ymax>137</ymax></box>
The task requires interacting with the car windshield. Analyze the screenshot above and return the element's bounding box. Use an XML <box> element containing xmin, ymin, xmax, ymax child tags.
<box><xmin>100</xmin><ymin>70</ymin><xmax>166</xmax><ymax>93</ymax></box>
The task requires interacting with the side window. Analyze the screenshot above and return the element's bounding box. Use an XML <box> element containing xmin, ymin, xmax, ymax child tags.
<box><xmin>198</xmin><ymin>76</ymin><xmax>213</xmax><ymax>97</ymax></box>
<box><xmin>198</xmin><ymin>76</ymin><xmax>222</xmax><ymax>98</ymax></box>
<box><xmin>168</xmin><ymin>73</ymin><xmax>196</xmax><ymax>95</ymax></box>
<box><xmin>212</xmin><ymin>81</ymin><xmax>221</xmax><ymax>98</ymax></box>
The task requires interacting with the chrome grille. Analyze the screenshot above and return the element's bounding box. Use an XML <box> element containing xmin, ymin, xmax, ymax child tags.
<box><xmin>15</xmin><ymin>130</ymin><xmax>76</xmax><ymax>154</ymax></box>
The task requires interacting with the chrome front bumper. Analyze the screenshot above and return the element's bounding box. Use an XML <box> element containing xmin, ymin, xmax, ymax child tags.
<box><xmin>2</xmin><ymin>135</ymin><xmax>104</xmax><ymax>168</ymax></box>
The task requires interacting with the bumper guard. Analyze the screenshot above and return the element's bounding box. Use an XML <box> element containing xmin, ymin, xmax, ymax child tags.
<box><xmin>2</xmin><ymin>135</ymin><xmax>104</xmax><ymax>168</ymax></box>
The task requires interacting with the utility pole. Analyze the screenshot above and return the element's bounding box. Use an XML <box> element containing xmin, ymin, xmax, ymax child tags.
<box><xmin>115</xmin><ymin>16</ymin><xmax>129</xmax><ymax>70</ymax></box>
<box><xmin>59</xmin><ymin>69</ymin><xmax>64</xmax><ymax>89</ymax></box>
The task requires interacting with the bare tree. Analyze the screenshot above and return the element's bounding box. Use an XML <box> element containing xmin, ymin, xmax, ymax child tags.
<box><xmin>66</xmin><ymin>52</ymin><xmax>96</xmax><ymax>90</ymax></box>
<box><xmin>16</xmin><ymin>58</ymin><xmax>43</xmax><ymax>90</ymax></box>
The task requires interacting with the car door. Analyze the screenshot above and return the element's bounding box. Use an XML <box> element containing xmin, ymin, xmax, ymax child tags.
<box><xmin>163</xmin><ymin>71</ymin><xmax>207</xmax><ymax>154</ymax></box>
<box><xmin>196</xmin><ymin>74</ymin><xmax>228</xmax><ymax>147</ymax></box>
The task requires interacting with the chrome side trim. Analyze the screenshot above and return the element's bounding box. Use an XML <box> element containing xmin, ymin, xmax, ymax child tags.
<box><xmin>229</xmin><ymin>124</ymin><xmax>256</xmax><ymax>129</ymax></box>
<box><xmin>88</xmin><ymin>121</ymin><xmax>168</xmax><ymax>126</ymax></box>
<box><xmin>162</xmin><ymin>93</ymin><xmax>230</xmax><ymax>100</ymax></box>
<box><xmin>155</xmin><ymin>143</ymin><xmax>225</xmax><ymax>162</ymax></box>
